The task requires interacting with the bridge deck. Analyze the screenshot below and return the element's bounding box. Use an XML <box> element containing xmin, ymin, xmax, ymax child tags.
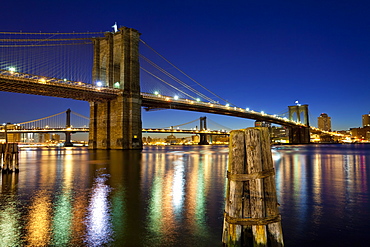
<box><xmin>0</xmin><ymin>70</ymin><xmax>119</xmax><ymax>102</ymax></box>
<box><xmin>0</xmin><ymin>70</ymin><xmax>307</xmax><ymax>128</ymax></box>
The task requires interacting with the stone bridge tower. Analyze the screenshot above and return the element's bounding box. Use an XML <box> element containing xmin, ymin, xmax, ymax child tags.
<box><xmin>89</xmin><ymin>27</ymin><xmax>142</xmax><ymax>149</ymax></box>
<box><xmin>288</xmin><ymin>104</ymin><xmax>310</xmax><ymax>144</ymax></box>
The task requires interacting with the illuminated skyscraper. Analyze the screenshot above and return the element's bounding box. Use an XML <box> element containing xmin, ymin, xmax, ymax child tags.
<box><xmin>318</xmin><ymin>113</ymin><xmax>331</xmax><ymax>131</ymax></box>
<box><xmin>363</xmin><ymin>113</ymin><xmax>370</xmax><ymax>127</ymax></box>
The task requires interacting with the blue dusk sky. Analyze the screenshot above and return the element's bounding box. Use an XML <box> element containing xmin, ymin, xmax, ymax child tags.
<box><xmin>0</xmin><ymin>0</ymin><xmax>369</xmax><ymax>131</ymax></box>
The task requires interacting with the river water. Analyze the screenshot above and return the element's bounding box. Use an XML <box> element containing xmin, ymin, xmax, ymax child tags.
<box><xmin>0</xmin><ymin>144</ymin><xmax>369</xmax><ymax>246</ymax></box>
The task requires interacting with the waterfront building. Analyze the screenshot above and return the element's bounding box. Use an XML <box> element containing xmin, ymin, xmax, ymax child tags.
<box><xmin>192</xmin><ymin>135</ymin><xmax>200</xmax><ymax>143</ymax></box>
<box><xmin>363</xmin><ymin>113</ymin><xmax>370</xmax><ymax>127</ymax></box>
<box><xmin>52</xmin><ymin>134</ymin><xmax>60</xmax><ymax>142</ymax></box>
<box><xmin>350</xmin><ymin>126</ymin><xmax>370</xmax><ymax>141</ymax></box>
<box><xmin>318</xmin><ymin>113</ymin><xmax>331</xmax><ymax>131</ymax></box>
<box><xmin>165</xmin><ymin>134</ymin><xmax>177</xmax><ymax>144</ymax></box>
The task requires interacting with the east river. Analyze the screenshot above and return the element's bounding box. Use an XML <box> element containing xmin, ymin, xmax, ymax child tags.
<box><xmin>0</xmin><ymin>144</ymin><xmax>370</xmax><ymax>246</ymax></box>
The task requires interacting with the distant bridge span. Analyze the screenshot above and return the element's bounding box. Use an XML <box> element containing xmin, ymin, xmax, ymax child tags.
<box><xmin>0</xmin><ymin>70</ymin><xmax>301</xmax><ymax>128</ymax></box>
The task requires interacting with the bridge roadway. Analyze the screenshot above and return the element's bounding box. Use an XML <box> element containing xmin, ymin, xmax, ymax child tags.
<box><xmin>0</xmin><ymin>70</ymin><xmax>305</xmax><ymax>128</ymax></box>
<box><xmin>1</xmin><ymin>128</ymin><xmax>229</xmax><ymax>135</ymax></box>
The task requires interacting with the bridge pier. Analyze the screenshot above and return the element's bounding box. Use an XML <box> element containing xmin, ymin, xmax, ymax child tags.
<box><xmin>288</xmin><ymin>104</ymin><xmax>310</xmax><ymax>144</ymax></box>
<box><xmin>64</xmin><ymin>108</ymin><xmax>73</xmax><ymax>147</ymax></box>
<box><xmin>198</xmin><ymin>117</ymin><xmax>209</xmax><ymax>145</ymax></box>
<box><xmin>88</xmin><ymin>27</ymin><xmax>142</xmax><ymax>150</ymax></box>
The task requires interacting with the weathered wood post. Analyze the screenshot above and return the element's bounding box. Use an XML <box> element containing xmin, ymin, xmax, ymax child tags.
<box><xmin>0</xmin><ymin>143</ymin><xmax>19</xmax><ymax>173</ymax></box>
<box><xmin>222</xmin><ymin>127</ymin><xmax>283</xmax><ymax>246</ymax></box>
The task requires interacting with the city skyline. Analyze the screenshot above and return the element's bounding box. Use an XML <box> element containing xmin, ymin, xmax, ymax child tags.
<box><xmin>0</xmin><ymin>1</ymin><xmax>369</xmax><ymax>131</ymax></box>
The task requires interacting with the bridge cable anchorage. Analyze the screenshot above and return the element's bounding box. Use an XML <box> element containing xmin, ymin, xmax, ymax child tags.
<box><xmin>161</xmin><ymin>118</ymin><xmax>200</xmax><ymax>129</ymax></box>
<box><xmin>140</xmin><ymin>39</ymin><xmax>235</xmax><ymax>106</ymax></box>
<box><xmin>140</xmin><ymin>55</ymin><xmax>216</xmax><ymax>103</ymax></box>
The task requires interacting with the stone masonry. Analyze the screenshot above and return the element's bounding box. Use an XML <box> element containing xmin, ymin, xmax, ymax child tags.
<box><xmin>89</xmin><ymin>27</ymin><xmax>142</xmax><ymax>149</ymax></box>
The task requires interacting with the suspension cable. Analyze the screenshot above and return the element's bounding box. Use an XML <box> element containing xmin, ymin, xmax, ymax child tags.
<box><xmin>140</xmin><ymin>39</ymin><xmax>234</xmax><ymax>106</ymax></box>
<box><xmin>207</xmin><ymin>118</ymin><xmax>232</xmax><ymax>130</ymax></box>
<box><xmin>141</xmin><ymin>67</ymin><xmax>197</xmax><ymax>100</ymax></box>
<box><xmin>140</xmin><ymin>54</ymin><xmax>215</xmax><ymax>103</ymax></box>
<box><xmin>71</xmin><ymin>111</ymin><xmax>89</xmax><ymax>120</ymax></box>
<box><xmin>17</xmin><ymin>111</ymin><xmax>66</xmax><ymax>125</ymax></box>
<box><xmin>162</xmin><ymin>118</ymin><xmax>200</xmax><ymax>129</ymax></box>
<box><xmin>0</xmin><ymin>32</ymin><xmax>105</xmax><ymax>35</ymax></box>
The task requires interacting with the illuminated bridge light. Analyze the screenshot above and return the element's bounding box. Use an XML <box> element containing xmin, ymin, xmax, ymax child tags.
<box><xmin>196</xmin><ymin>98</ymin><xmax>200</xmax><ymax>102</ymax></box>
<box><xmin>174</xmin><ymin>95</ymin><xmax>179</xmax><ymax>100</ymax></box>
<box><xmin>96</xmin><ymin>81</ymin><xmax>103</xmax><ymax>87</ymax></box>
<box><xmin>246</xmin><ymin>108</ymin><xmax>250</xmax><ymax>111</ymax></box>
<box><xmin>225</xmin><ymin>103</ymin><xmax>230</xmax><ymax>107</ymax></box>
<box><xmin>8</xmin><ymin>67</ymin><xmax>16</xmax><ymax>73</ymax></box>
<box><xmin>154</xmin><ymin>91</ymin><xmax>159</xmax><ymax>95</ymax></box>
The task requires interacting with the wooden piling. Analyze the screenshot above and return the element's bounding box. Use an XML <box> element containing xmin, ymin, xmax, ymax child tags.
<box><xmin>0</xmin><ymin>143</ymin><xmax>19</xmax><ymax>172</ymax></box>
<box><xmin>222</xmin><ymin>127</ymin><xmax>283</xmax><ymax>246</ymax></box>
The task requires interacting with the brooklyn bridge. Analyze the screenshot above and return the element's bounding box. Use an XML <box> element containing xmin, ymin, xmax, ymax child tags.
<box><xmin>0</xmin><ymin>27</ymin><xmax>316</xmax><ymax>149</ymax></box>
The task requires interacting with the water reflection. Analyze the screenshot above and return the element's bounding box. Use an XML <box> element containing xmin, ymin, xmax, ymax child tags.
<box><xmin>141</xmin><ymin>146</ymin><xmax>227</xmax><ymax>246</ymax></box>
<box><xmin>85</xmin><ymin>171</ymin><xmax>112</xmax><ymax>246</ymax></box>
<box><xmin>26</xmin><ymin>190</ymin><xmax>52</xmax><ymax>245</ymax></box>
<box><xmin>0</xmin><ymin>173</ymin><xmax>21</xmax><ymax>247</ymax></box>
<box><xmin>273</xmin><ymin>144</ymin><xmax>370</xmax><ymax>246</ymax></box>
<box><xmin>0</xmin><ymin>145</ymin><xmax>369</xmax><ymax>246</ymax></box>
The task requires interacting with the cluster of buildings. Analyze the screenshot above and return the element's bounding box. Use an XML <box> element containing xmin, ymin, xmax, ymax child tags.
<box><xmin>349</xmin><ymin>113</ymin><xmax>370</xmax><ymax>141</ymax></box>
<box><xmin>314</xmin><ymin>112</ymin><xmax>370</xmax><ymax>142</ymax></box>
<box><xmin>142</xmin><ymin>133</ymin><xmax>229</xmax><ymax>145</ymax></box>
<box><xmin>0</xmin><ymin>124</ymin><xmax>62</xmax><ymax>144</ymax></box>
